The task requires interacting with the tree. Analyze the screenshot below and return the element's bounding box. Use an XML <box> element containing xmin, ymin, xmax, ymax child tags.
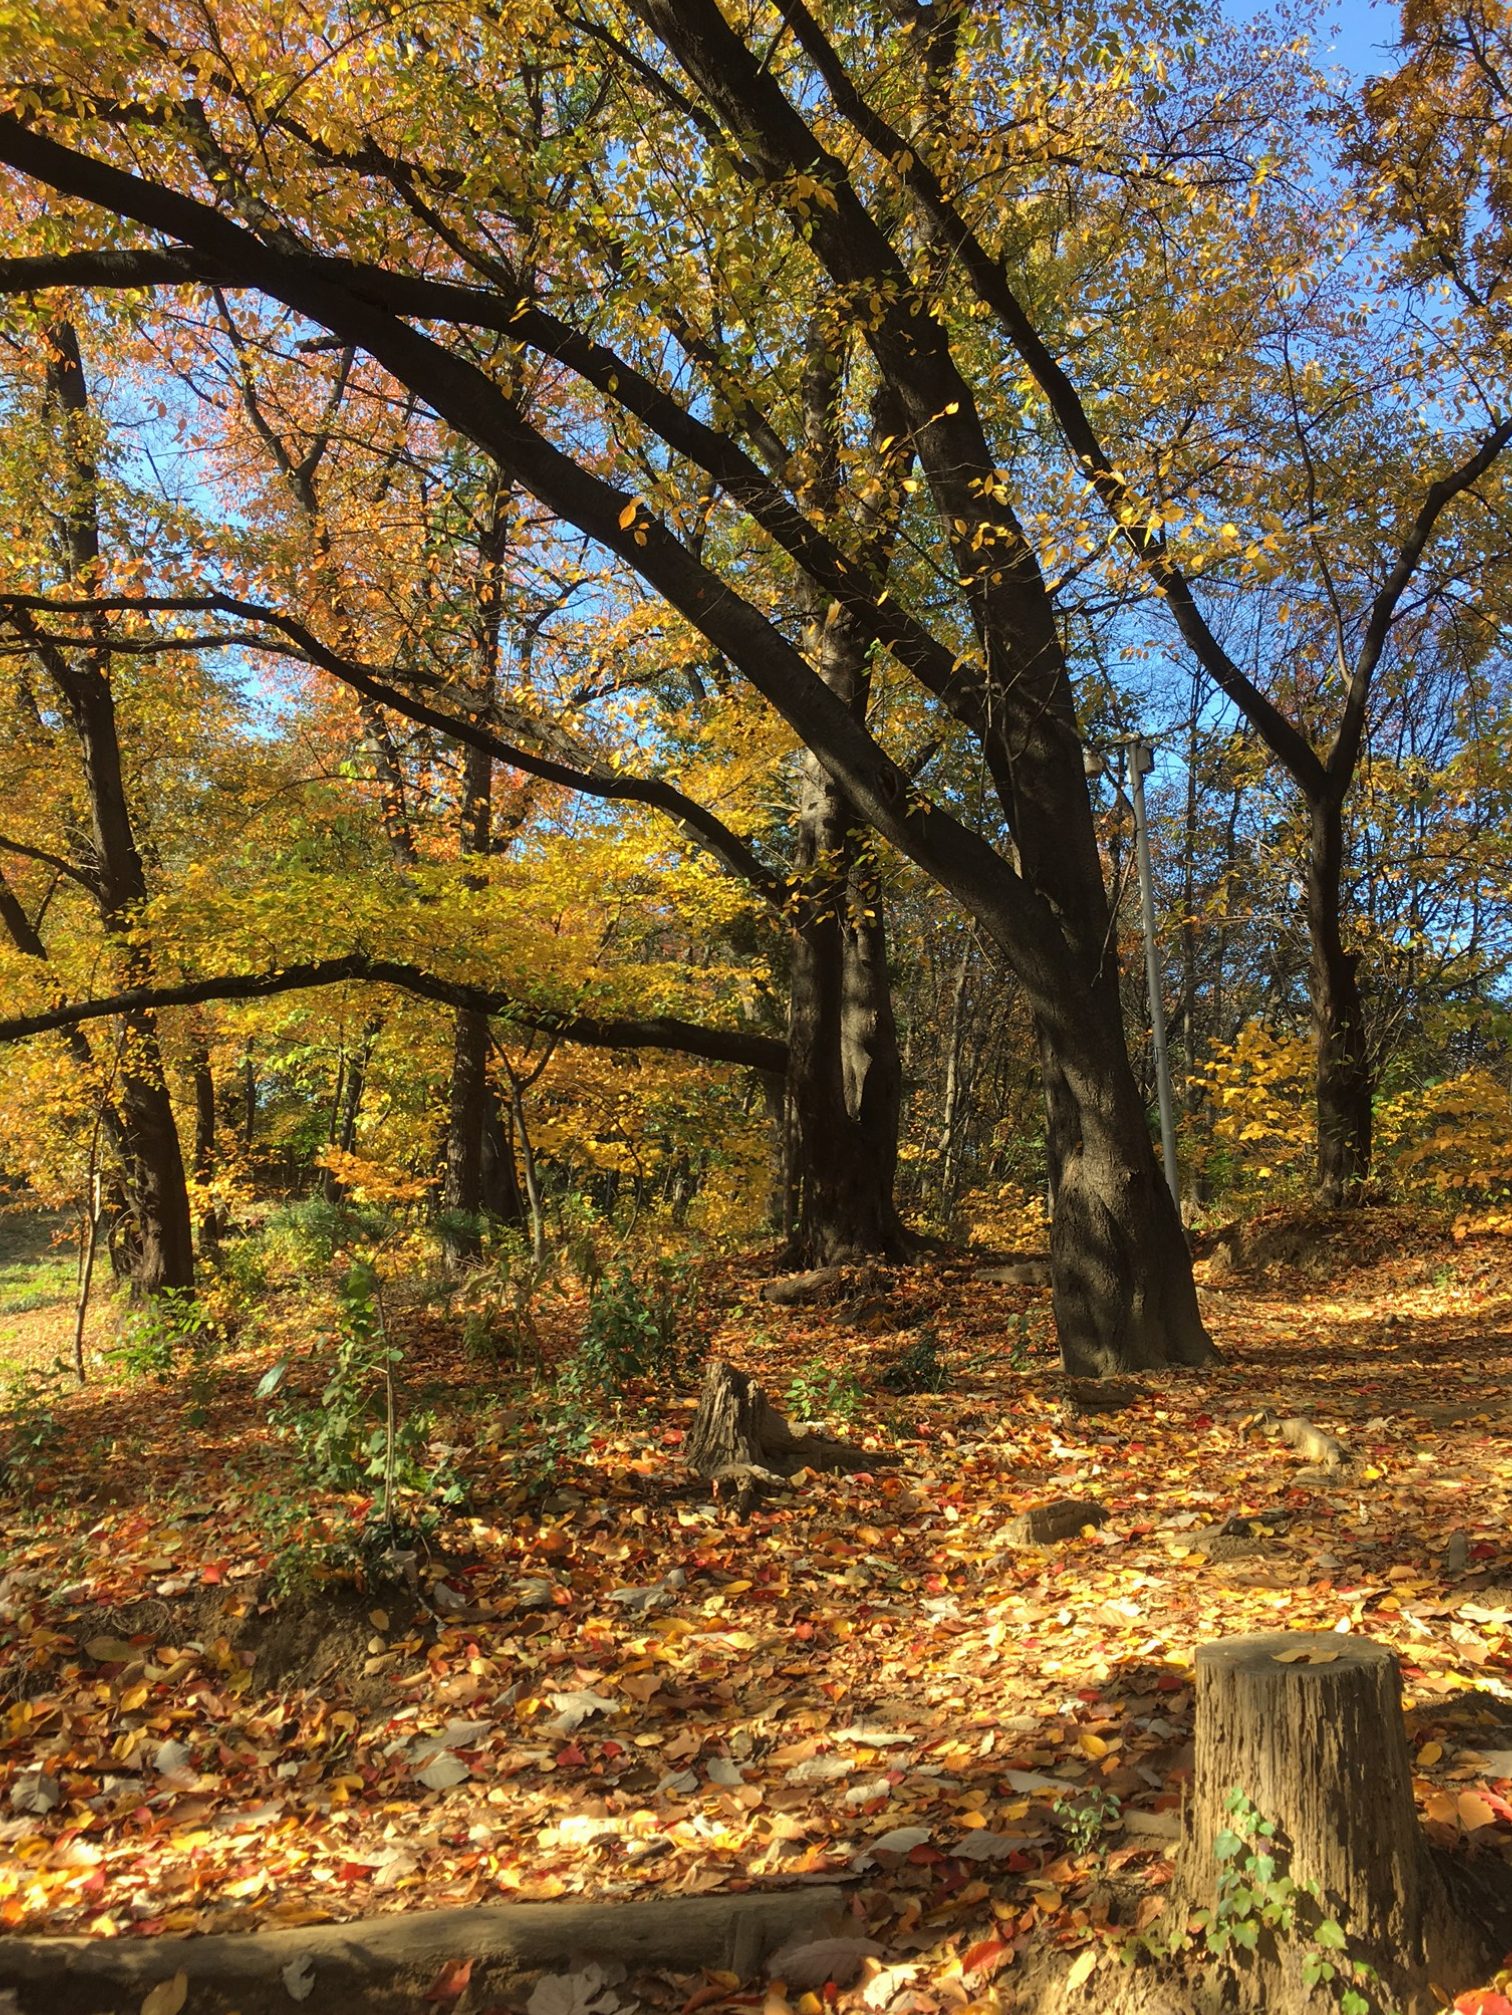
<box><xmin>0</xmin><ymin>320</ymin><xmax>195</xmax><ymax>1295</ymax></box>
<box><xmin>0</xmin><ymin>0</ymin><xmax>1225</xmax><ymax>1373</ymax></box>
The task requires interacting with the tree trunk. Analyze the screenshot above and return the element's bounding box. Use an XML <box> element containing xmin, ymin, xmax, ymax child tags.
<box><xmin>480</xmin><ymin>1092</ymin><xmax>526</xmax><ymax>1227</ymax></box>
<box><xmin>1038</xmin><ymin>979</ymin><xmax>1213</xmax><ymax>1379</ymax></box>
<box><xmin>113</xmin><ymin>1028</ymin><xmax>195</xmax><ymax>1297</ymax></box>
<box><xmin>1307</xmin><ymin>796</ymin><xmax>1372</xmax><ymax>1206</ymax></box>
<box><xmin>1173</xmin><ymin>1631</ymin><xmax>1512</xmax><ymax>2013</ymax></box>
<box><xmin>784</xmin><ymin>337</ymin><xmax>907</xmax><ymax>1268</ymax></box>
<box><xmin>190</xmin><ymin>1038</ymin><xmax>222</xmax><ymax>1257</ymax></box>
<box><xmin>442</xmin><ymin>1005</ymin><xmax>490</xmax><ymax>1262</ymax></box>
<box><xmin>442</xmin><ymin>727</ymin><xmax>495</xmax><ymax>1264</ymax></box>
<box><xmin>40</xmin><ymin>321</ymin><xmax>194</xmax><ymax>1300</ymax></box>
<box><xmin>785</xmin><ymin>770</ymin><xmax>907</xmax><ymax>1266</ymax></box>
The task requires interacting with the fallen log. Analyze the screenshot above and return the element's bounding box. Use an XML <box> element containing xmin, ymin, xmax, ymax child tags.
<box><xmin>0</xmin><ymin>1889</ymin><xmax>847</xmax><ymax>2015</ymax></box>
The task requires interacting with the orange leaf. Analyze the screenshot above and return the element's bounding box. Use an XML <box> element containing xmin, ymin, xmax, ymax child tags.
<box><xmin>424</xmin><ymin>1959</ymin><xmax>474</xmax><ymax>2002</ymax></box>
<box><xmin>962</xmin><ymin>1936</ymin><xmax>1012</xmax><ymax>1979</ymax></box>
<box><xmin>1458</xmin><ymin>1792</ymin><xmax>1498</xmax><ymax>1833</ymax></box>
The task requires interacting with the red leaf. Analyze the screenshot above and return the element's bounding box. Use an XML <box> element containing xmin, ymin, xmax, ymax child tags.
<box><xmin>963</xmin><ymin>1936</ymin><xmax>1012</xmax><ymax>1979</ymax></box>
<box><xmin>425</xmin><ymin>1959</ymin><xmax>474</xmax><ymax>2002</ymax></box>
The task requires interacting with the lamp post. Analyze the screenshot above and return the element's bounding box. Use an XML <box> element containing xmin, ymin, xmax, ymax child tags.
<box><xmin>1086</xmin><ymin>735</ymin><xmax>1181</xmax><ymax>1206</ymax></box>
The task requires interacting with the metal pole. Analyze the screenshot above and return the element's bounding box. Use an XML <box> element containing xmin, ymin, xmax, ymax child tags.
<box><xmin>1127</xmin><ymin>738</ymin><xmax>1181</xmax><ymax>1205</ymax></box>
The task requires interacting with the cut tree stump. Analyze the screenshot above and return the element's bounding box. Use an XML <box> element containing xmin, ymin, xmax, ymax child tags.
<box><xmin>686</xmin><ymin>1360</ymin><xmax>869</xmax><ymax>1507</ymax></box>
<box><xmin>1172</xmin><ymin>1631</ymin><xmax>1512</xmax><ymax>2013</ymax></box>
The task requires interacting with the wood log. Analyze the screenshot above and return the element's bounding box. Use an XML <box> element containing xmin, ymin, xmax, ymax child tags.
<box><xmin>0</xmin><ymin>1889</ymin><xmax>847</xmax><ymax>2015</ymax></box>
<box><xmin>1001</xmin><ymin>1499</ymin><xmax>1107</xmax><ymax>1546</ymax></box>
<box><xmin>1172</xmin><ymin>1631</ymin><xmax>1512</xmax><ymax>2012</ymax></box>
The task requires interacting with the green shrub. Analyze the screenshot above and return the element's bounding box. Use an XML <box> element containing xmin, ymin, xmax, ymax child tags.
<box><xmin>260</xmin><ymin>1196</ymin><xmax>390</xmax><ymax>1282</ymax></box>
<box><xmin>0</xmin><ymin>1362</ymin><xmax>67</xmax><ymax>1494</ymax></box>
<box><xmin>260</xmin><ymin>1262</ymin><xmax>461</xmax><ymax>1512</ymax></box>
<box><xmin>786</xmin><ymin>1356</ymin><xmax>865</xmax><ymax>1422</ymax></box>
<box><xmin>111</xmin><ymin>1288</ymin><xmax>220</xmax><ymax>1383</ymax></box>
<box><xmin>560</xmin><ymin>1257</ymin><xmax>706</xmax><ymax>1403</ymax></box>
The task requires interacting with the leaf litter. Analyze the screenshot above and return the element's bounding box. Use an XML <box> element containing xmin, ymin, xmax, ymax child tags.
<box><xmin>2</xmin><ymin>1211</ymin><xmax>1512</xmax><ymax>2010</ymax></box>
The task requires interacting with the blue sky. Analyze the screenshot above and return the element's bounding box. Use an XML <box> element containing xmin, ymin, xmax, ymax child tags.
<box><xmin>1226</xmin><ymin>0</ymin><xmax>1396</xmax><ymax>81</ymax></box>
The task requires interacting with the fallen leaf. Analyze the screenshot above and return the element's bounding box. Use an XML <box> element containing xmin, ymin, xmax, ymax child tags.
<box><xmin>1064</xmin><ymin>1947</ymin><xmax>1100</xmax><ymax>1991</ymax></box>
<box><xmin>1458</xmin><ymin>1791</ymin><xmax>1498</xmax><ymax>1832</ymax></box>
<box><xmin>281</xmin><ymin>1954</ymin><xmax>316</xmax><ymax>2002</ymax></box>
<box><xmin>417</xmin><ymin>1753</ymin><xmax>470</xmax><ymax>1792</ymax></box>
<box><xmin>767</xmin><ymin>1939</ymin><xmax>884</xmax><ymax>1991</ymax></box>
<box><xmin>425</xmin><ymin>1958</ymin><xmax>475</xmax><ymax>2002</ymax></box>
<box><xmin>526</xmin><ymin>1964</ymin><xmax>622</xmax><ymax>2015</ymax></box>
<box><xmin>140</xmin><ymin>1977</ymin><xmax>188</xmax><ymax>2015</ymax></box>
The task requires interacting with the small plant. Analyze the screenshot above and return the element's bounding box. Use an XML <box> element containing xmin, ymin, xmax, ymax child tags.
<box><xmin>1053</xmin><ymin>1787</ymin><xmax>1122</xmax><ymax>1856</ymax></box>
<box><xmin>561</xmin><ymin>1257</ymin><xmax>707</xmax><ymax>1403</ymax></box>
<box><xmin>111</xmin><ymin>1288</ymin><xmax>220</xmax><ymax>1383</ymax></box>
<box><xmin>880</xmin><ymin>1331</ymin><xmax>948</xmax><ymax>1395</ymax></box>
<box><xmin>500</xmin><ymin>1394</ymin><xmax>599</xmax><ymax>1499</ymax></box>
<box><xmin>1195</xmin><ymin>1789</ymin><xmax>1381</xmax><ymax>2013</ymax></box>
<box><xmin>786</xmin><ymin>1355</ymin><xmax>865</xmax><ymax>1423</ymax></box>
<box><xmin>0</xmin><ymin>1362</ymin><xmax>67</xmax><ymax>1494</ymax></box>
<box><xmin>262</xmin><ymin>1262</ymin><xmax>461</xmax><ymax>1518</ymax></box>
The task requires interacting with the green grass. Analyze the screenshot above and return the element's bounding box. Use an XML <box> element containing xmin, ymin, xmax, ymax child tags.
<box><xmin>0</xmin><ymin>1212</ymin><xmax>78</xmax><ymax>1315</ymax></box>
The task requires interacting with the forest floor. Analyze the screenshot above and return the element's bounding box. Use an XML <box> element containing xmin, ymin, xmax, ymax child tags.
<box><xmin>1</xmin><ymin>1206</ymin><xmax>1511</xmax><ymax>2013</ymax></box>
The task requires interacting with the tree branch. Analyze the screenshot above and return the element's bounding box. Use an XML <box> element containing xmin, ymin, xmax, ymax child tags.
<box><xmin>0</xmin><ymin>954</ymin><xmax>788</xmax><ymax>1071</ymax></box>
<box><xmin>0</xmin><ymin>588</ymin><xmax>795</xmax><ymax>916</ymax></box>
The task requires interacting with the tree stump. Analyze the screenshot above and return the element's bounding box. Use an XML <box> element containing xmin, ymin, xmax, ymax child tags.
<box><xmin>686</xmin><ymin>1360</ymin><xmax>800</xmax><ymax>1476</ymax></box>
<box><xmin>1172</xmin><ymin>1632</ymin><xmax>1512</xmax><ymax>2012</ymax></box>
<box><xmin>685</xmin><ymin>1360</ymin><xmax>867</xmax><ymax>1509</ymax></box>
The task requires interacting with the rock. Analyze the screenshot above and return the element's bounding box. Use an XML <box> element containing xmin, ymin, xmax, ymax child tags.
<box><xmin>1002</xmin><ymin>1499</ymin><xmax>1108</xmax><ymax>1546</ymax></box>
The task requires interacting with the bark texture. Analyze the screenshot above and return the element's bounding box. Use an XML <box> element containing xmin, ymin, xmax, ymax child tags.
<box><xmin>1174</xmin><ymin>1631</ymin><xmax>1512</xmax><ymax>2013</ymax></box>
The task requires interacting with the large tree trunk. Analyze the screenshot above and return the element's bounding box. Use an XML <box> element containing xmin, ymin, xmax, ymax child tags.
<box><xmin>42</xmin><ymin>321</ymin><xmax>194</xmax><ymax>1299</ymax></box>
<box><xmin>442</xmin><ymin>1004</ymin><xmax>490</xmax><ymax>1261</ymax></box>
<box><xmin>1307</xmin><ymin>795</ymin><xmax>1372</xmax><ymax>1206</ymax></box>
<box><xmin>1173</xmin><ymin>1632</ymin><xmax>1512</xmax><ymax>2013</ymax></box>
<box><xmin>785</xmin><ymin>757</ymin><xmax>907</xmax><ymax>1266</ymax></box>
<box><xmin>784</xmin><ymin>336</ymin><xmax>907</xmax><ymax>1268</ymax></box>
<box><xmin>115</xmin><ymin>1034</ymin><xmax>196</xmax><ymax>1295</ymax></box>
<box><xmin>1039</xmin><ymin>995</ymin><xmax>1212</xmax><ymax>1379</ymax></box>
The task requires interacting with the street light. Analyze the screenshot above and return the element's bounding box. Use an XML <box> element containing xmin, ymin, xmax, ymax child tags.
<box><xmin>1085</xmin><ymin>736</ymin><xmax>1181</xmax><ymax>1206</ymax></box>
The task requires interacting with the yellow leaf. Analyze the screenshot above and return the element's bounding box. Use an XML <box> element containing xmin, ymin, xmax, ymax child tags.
<box><xmin>1458</xmin><ymin>1791</ymin><xmax>1497</xmax><ymax>1832</ymax></box>
<box><xmin>141</xmin><ymin>1975</ymin><xmax>188</xmax><ymax>2015</ymax></box>
<box><xmin>1065</xmin><ymin>1946</ymin><xmax>1100</xmax><ymax>1991</ymax></box>
<box><xmin>86</xmin><ymin>1636</ymin><xmax>137</xmax><ymax>1663</ymax></box>
<box><xmin>617</xmin><ymin>500</ymin><xmax>639</xmax><ymax>529</ymax></box>
<box><xmin>1417</xmin><ymin>1741</ymin><xmax>1444</xmax><ymax>1768</ymax></box>
<box><xmin>1078</xmin><ymin>1731</ymin><xmax>1109</xmax><ymax>1759</ymax></box>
